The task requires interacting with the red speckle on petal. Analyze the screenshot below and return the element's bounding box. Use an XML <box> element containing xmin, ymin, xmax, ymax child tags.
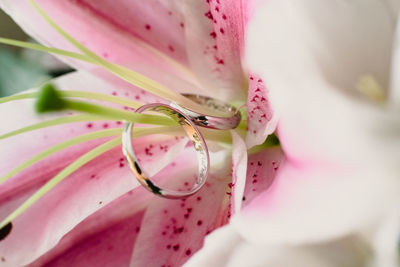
<box><xmin>215</xmin><ymin>6</ymin><xmax>220</xmax><ymax>12</ymax></box>
<box><xmin>111</xmin><ymin>91</ymin><xmax>117</xmax><ymax>96</ymax></box>
<box><xmin>86</xmin><ymin>123</ymin><xmax>93</xmax><ymax>128</ymax></box>
<box><xmin>103</xmin><ymin>123</ymin><xmax>109</xmax><ymax>128</ymax></box>
<box><xmin>173</xmin><ymin>244</ymin><xmax>180</xmax><ymax>251</ymax></box>
<box><xmin>185</xmin><ymin>249</ymin><xmax>192</xmax><ymax>256</ymax></box>
<box><xmin>197</xmin><ymin>220</ymin><xmax>203</xmax><ymax>226</ymax></box>
<box><xmin>204</xmin><ymin>11</ymin><xmax>213</xmax><ymax>20</ymax></box>
<box><xmin>220</xmin><ymin>28</ymin><xmax>224</xmax><ymax>34</ymax></box>
<box><xmin>168</xmin><ymin>45</ymin><xmax>175</xmax><ymax>52</ymax></box>
<box><xmin>145</xmin><ymin>24</ymin><xmax>151</xmax><ymax>30</ymax></box>
<box><xmin>222</xmin><ymin>14</ymin><xmax>227</xmax><ymax>20</ymax></box>
<box><xmin>210</xmin><ymin>32</ymin><xmax>217</xmax><ymax>39</ymax></box>
<box><xmin>145</xmin><ymin>147</ymin><xmax>153</xmax><ymax>156</ymax></box>
<box><xmin>180</xmin><ymin>22</ymin><xmax>184</xmax><ymax>28</ymax></box>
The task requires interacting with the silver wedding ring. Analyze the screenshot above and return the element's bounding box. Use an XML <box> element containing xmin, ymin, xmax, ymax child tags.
<box><xmin>172</xmin><ymin>94</ymin><xmax>241</xmax><ymax>130</ymax></box>
<box><xmin>122</xmin><ymin>94</ymin><xmax>240</xmax><ymax>199</ymax></box>
<box><xmin>122</xmin><ymin>103</ymin><xmax>210</xmax><ymax>199</ymax></box>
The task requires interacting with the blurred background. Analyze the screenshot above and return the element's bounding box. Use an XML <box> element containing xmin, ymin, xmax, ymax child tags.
<box><xmin>0</xmin><ymin>9</ymin><xmax>72</xmax><ymax>97</ymax></box>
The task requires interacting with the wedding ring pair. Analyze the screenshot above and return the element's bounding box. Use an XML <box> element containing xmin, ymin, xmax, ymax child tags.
<box><xmin>122</xmin><ymin>94</ymin><xmax>241</xmax><ymax>199</ymax></box>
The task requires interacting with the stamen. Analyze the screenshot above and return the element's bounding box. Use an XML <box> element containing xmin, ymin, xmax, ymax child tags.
<box><xmin>28</xmin><ymin>0</ymin><xmax>220</xmax><ymax>116</ymax></box>
<box><xmin>35</xmin><ymin>84</ymin><xmax>176</xmax><ymax>126</ymax></box>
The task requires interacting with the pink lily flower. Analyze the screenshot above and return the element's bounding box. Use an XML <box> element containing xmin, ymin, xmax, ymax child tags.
<box><xmin>0</xmin><ymin>0</ymin><xmax>279</xmax><ymax>266</ymax></box>
<box><xmin>186</xmin><ymin>0</ymin><xmax>400</xmax><ymax>266</ymax></box>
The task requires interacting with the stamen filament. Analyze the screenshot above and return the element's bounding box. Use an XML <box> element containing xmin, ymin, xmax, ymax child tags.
<box><xmin>0</xmin><ymin>137</ymin><xmax>122</xmax><ymax>229</ymax></box>
<box><xmin>0</xmin><ymin>128</ymin><xmax>121</xmax><ymax>183</ymax></box>
<box><xmin>0</xmin><ymin>37</ymin><xmax>197</xmax><ymax>85</ymax></box>
<box><xmin>0</xmin><ymin>37</ymin><xmax>92</xmax><ymax>63</ymax></box>
<box><xmin>28</xmin><ymin>0</ymin><xmax>220</xmax><ymax>116</ymax></box>
<box><xmin>61</xmin><ymin>99</ymin><xmax>176</xmax><ymax>126</ymax></box>
<box><xmin>0</xmin><ymin>114</ymin><xmax>102</xmax><ymax>140</ymax></box>
<box><xmin>1</xmin><ymin>126</ymin><xmax>185</xmax><ymax>184</ymax></box>
<box><xmin>0</xmin><ymin>90</ymin><xmax>141</xmax><ymax>108</ymax></box>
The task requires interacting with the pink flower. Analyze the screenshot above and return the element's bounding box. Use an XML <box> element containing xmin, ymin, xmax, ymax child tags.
<box><xmin>0</xmin><ymin>0</ymin><xmax>278</xmax><ymax>266</ymax></box>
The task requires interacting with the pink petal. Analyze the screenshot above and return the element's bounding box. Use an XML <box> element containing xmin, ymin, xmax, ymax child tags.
<box><xmin>245</xmin><ymin>73</ymin><xmax>277</xmax><ymax>148</ymax></box>
<box><xmin>130</xmin><ymin>151</ymin><xmax>231</xmax><ymax>266</ymax></box>
<box><xmin>241</xmin><ymin>147</ymin><xmax>284</xmax><ymax>209</ymax></box>
<box><xmin>181</xmin><ymin>0</ymin><xmax>247</xmax><ymax>100</ymax></box>
<box><xmin>29</xmin><ymin>187</ymin><xmax>151</xmax><ymax>267</ymax></box>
